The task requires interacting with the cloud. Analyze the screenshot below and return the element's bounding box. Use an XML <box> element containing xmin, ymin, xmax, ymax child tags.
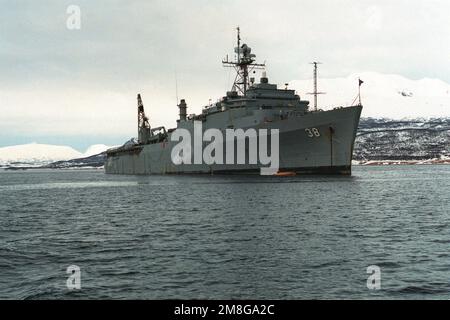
<box><xmin>290</xmin><ymin>71</ymin><xmax>450</xmax><ymax>118</ymax></box>
<box><xmin>365</xmin><ymin>6</ymin><xmax>383</xmax><ymax>31</ymax></box>
<box><xmin>0</xmin><ymin>0</ymin><xmax>449</xmax><ymax>146</ymax></box>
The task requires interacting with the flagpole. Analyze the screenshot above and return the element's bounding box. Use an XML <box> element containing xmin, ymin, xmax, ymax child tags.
<box><xmin>351</xmin><ymin>78</ymin><xmax>363</xmax><ymax>106</ymax></box>
<box><xmin>358</xmin><ymin>78</ymin><xmax>363</xmax><ymax>106</ymax></box>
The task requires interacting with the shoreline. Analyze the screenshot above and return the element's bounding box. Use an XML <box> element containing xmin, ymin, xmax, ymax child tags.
<box><xmin>1</xmin><ymin>162</ymin><xmax>450</xmax><ymax>171</ymax></box>
<box><xmin>354</xmin><ymin>159</ymin><xmax>450</xmax><ymax>166</ymax></box>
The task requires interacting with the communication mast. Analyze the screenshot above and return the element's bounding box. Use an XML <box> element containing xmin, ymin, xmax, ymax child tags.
<box><xmin>222</xmin><ymin>27</ymin><xmax>266</xmax><ymax>96</ymax></box>
<box><xmin>307</xmin><ymin>62</ymin><xmax>326</xmax><ymax>111</ymax></box>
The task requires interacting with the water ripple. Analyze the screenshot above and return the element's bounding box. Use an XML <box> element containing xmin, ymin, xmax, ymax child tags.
<box><xmin>0</xmin><ymin>165</ymin><xmax>449</xmax><ymax>299</ymax></box>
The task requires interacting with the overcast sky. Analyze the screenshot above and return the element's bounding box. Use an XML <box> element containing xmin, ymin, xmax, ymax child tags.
<box><xmin>1</xmin><ymin>0</ymin><xmax>449</xmax><ymax>151</ymax></box>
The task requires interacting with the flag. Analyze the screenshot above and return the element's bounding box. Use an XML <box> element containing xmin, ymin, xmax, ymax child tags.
<box><xmin>359</xmin><ymin>79</ymin><xmax>364</xmax><ymax>86</ymax></box>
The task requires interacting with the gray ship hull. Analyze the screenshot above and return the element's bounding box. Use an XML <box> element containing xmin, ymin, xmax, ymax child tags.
<box><xmin>105</xmin><ymin>105</ymin><xmax>362</xmax><ymax>175</ymax></box>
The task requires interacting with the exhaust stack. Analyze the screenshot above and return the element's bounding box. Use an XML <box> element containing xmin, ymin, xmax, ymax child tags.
<box><xmin>178</xmin><ymin>99</ymin><xmax>187</xmax><ymax>121</ymax></box>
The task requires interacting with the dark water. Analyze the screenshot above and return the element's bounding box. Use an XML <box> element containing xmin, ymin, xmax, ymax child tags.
<box><xmin>0</xmin><ymin>165</ymin><xmax>449</xmax><ymax>299</ymax></box>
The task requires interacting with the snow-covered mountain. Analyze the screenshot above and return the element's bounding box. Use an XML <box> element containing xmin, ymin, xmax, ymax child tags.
<box><xmin>0</xmin><ymin>143</ymin><xmax>82</xmax><ymax>167</ymax></box>
<box><xmin>82</xmin><ymin>144</ymin><xmax>113</xmax><ymax>157</ymax></box>
<box><xmin>290</xmin><ymin>71</ymin><xmax>450</xmax><ymax>118</ymax></box>
<box><xmin>0</xmin><ymin>143</ymin><xmax>114</xmax><ymax>168</ymax></box>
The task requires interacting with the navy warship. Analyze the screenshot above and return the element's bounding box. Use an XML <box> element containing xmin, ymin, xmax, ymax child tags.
<box><xmin>105</xmin><ymin>28</ymin><xmax>362</xmax><ymax>175</ymax></box>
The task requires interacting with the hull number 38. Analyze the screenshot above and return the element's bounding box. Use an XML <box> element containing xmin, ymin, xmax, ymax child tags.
<box><xmin>305</xmin><ymin>127</ymin><xmax>321</xmax><ymax>137</ymax></box>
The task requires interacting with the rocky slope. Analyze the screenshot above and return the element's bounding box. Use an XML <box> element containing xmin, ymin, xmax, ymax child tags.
<box><xmin>354</xmin><ymin>118</ymin><xmax>450</xmax><ymax>164</ymax></box>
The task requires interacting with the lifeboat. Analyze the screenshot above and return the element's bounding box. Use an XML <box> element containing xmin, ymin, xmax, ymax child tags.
<box><xmin>274</xmin><ymin>171</ymin><xmax>296</xmax><ymax>176</ymax></box>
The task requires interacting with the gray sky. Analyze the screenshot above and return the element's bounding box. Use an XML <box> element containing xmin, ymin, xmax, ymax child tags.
<box><xmin>1</xmin><ymin>0</ymin><xmax>449</xmax><ymax>150</ymax></box>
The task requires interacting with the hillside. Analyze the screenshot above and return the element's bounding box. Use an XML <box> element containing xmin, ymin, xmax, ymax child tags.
<box><xmin>354</xmin><ymin>118</ymin><xmax>450</xmax><ymax>164</ymax></box>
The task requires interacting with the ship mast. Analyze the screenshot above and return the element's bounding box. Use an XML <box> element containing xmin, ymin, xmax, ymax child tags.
<box><xmin>307</xmin><ymin>62</ymin><xmax>326</xmax><ymax>111</ymax></box>
<box><xmin>222</xmin><ymin>27</ymin><xmax>265</xmax><ymax>96</ymax></box>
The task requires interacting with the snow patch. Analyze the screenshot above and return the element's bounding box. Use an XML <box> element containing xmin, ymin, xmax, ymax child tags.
<box><xmin>0</xmin><ymin>143</ymin><xmax>82</xmax><ymax>167</ymax></box>
<box><xmin>82</xmin><ymin>144</ymin><xmax>114</xmax><ymax>157</ymax></box>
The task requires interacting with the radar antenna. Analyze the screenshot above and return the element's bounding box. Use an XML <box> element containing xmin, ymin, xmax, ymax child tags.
<box><xmin>307</xmin><ymin>62</ymin><xmax>326</xmax><ymax>111</ymax></box>
<box><xmin>222</xmin><ymin>27</ymin><xmax>265</xmax><ymax>96</ymax></box>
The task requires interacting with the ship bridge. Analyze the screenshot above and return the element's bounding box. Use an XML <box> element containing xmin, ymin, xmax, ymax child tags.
<box><xmin>217</xmin><ymin>27</ymin><xmax>309</xmax><ymax>113</ymax></box>
<box><xmin>246</xmin><ymin>76</ymin><xmax>299</xmax><ymax>101</ymax></box>
<box><xmin>198</xmin><ymin>71</ymin><xmax>309</xmax><ymax>119</ymax></box>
